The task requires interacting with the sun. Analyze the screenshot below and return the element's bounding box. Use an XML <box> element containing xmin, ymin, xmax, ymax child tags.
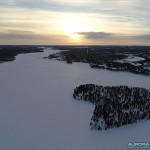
<box><xmin>72</xmin><ymin>33</ymin><xmax>80</xmax><ymax>40</ymax></box>
<box><xmin>62</xmin><ymin>17</ymin><xmax>91</xmax><ymax>40</ymax></box>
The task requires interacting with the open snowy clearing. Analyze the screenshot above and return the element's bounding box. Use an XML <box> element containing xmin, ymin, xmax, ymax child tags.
<box><xmin>115</xmin><ymin>54</ymin><xmax>145</xmax><ymax>66</ymax></box>
<box><xmin>0</xmin><ymin>48</ymin><xmax>150</xmax><ymax>150</ymax></box>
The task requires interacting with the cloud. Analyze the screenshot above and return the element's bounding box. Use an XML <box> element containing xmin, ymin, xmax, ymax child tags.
<box><xmin>1</xmin><ymin>0</ymin><xmax>150</xmax><ymax>19</ymax></box>
<box><xmin>1</xmin><ymin>30</ymin><xmax>150</xmax><ymax>45</ymax></box>
<box><xmin>0</xmin><ymin>30</ymin><xmax>35</xmax><ymax>39</ymax></box>
<box><xmin>0</xmin><ymin>1</ymin><xmax>150</xmax><ymax>45</ymax></box>
<box><xmin>76</xmin><ymin>32</ymin><xmax>113</xmax><ymax>39</ymax></box>
<box><xmin>77</xmin><ymin>31</ymin><xmax>150</xmax><ymax>43</ymax></box>
<box><xmin>0</xmin><ymin>30</ymin><xmax>70</xmax><ymax>45</ymax></box>
<box><xmin>0</xmin><ymin>0</ymin><xmax>15</xmax><ymax>5</ymax></box>
<box><xmin>131</xmin><ymin>34</ymin><xmax>150</xmax><ymax>41</ymax></box>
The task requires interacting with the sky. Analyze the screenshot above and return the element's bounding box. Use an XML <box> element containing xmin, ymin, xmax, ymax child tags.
<box><xmin>0</xmin><ymin>0</ymin><xmax>150</xmax><ymax>45</ymax></box>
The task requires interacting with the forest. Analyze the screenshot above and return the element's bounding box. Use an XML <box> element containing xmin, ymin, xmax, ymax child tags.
<box><xmin>48</xmin><ymin>46</ymin><xmax>150</xmax><ymax>75</ymax></box>
<box><xmin>0</xmin><ymin>46</ymin><xmax>43</xmax><ymax>63</ymax></box>
<box><xmin>73</xmin><ymin>84</ymin><xmax>150</xmax><ymax>130</ymax></box>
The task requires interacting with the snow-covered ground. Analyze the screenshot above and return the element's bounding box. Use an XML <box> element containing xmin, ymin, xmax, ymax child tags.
<box><xmin>0</xmin><ymin>48</ymin><xmax>150</xmax><ymax>150</ymax></box>
<box><xmin>115</xmin><ymin>54</ymin><xmax>145</xmax><ymax>66</ymax></box>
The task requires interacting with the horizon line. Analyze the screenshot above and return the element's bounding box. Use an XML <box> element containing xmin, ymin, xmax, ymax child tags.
<box><xmin>1</xmin><ymin>45</ymin><xmax>150</xmax><ymax>47</ymax></box>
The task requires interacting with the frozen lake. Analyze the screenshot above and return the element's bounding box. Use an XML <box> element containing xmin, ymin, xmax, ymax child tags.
<box><xmin>0</xmin><ymin>48</ymin><xmax>150</xmax><ymax>150</ymax></box>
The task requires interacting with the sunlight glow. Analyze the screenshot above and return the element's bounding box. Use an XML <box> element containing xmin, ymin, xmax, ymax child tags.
<box><xmin>62</xmin><ymin>17</ymin><xmax>91</xmax><ymax>35</ymax></box>
<box><xmin>62</xmin><ymin>17</ymin><xmax>92</xmax><ymax>42</ymax></box>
